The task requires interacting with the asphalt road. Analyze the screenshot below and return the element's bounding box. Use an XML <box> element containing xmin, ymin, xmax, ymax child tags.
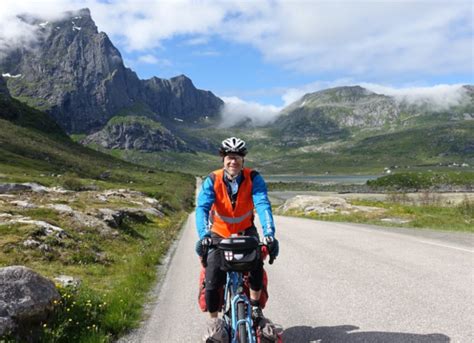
<box><xmin>127</xmin><ymin>215</ymin><xmax>473</xmax><ymax>342</ymax></box>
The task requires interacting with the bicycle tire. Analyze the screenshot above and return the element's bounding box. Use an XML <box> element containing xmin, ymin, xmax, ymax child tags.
<box><xmin>237</xmin><ymin>301</ymin><xmax>248</xmax><ymax>343</ymax></box>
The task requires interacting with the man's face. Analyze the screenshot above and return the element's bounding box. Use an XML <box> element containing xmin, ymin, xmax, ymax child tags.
<box><xmin>223</xmin><ymin>153</ymin><xmax>244</xmax><ymax>177</ymax></box>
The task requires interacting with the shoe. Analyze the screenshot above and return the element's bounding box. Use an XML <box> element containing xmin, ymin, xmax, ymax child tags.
<box><xmin>251</xmin><ymin>306</ymin><xmax>265</xmax><ymax>326</ymax></box>
<box><xmin>203</xmin><ymin>318</ymin><xmax>229</xmax><ymax>343</ymax></box>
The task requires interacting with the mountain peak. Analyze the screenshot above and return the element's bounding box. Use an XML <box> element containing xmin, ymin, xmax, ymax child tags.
<box><xmin>1</xmin><ymin>9</ymin><xmax>223</xmax><ymax>134</ymax></box>
<box><xmin>311</xmin><ymin>85</ymin><xmax>375</xmax><ymax>98</ymax></box>
<box><xmin>170</xmin><ymin>74</ymin><xmax>193</xmax><ymax>85</ymax></box>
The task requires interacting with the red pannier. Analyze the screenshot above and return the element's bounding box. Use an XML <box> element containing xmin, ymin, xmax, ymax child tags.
<box><xmin>198</xmin><ymin>266</ymin><xmax>269</xmax><ymax>312</ymax></box>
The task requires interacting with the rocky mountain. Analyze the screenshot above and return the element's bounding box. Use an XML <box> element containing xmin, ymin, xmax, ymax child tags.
<box><xmin>0</xmin><ymin>8</ymin><xmax>223</xmax><ymax>134</ymax></box>
<box><xmin>81</xmin><ymin>116</ymin><xmax>192</xmax><ymax>152</ymax></box>
<box><xmin>272</xmin><ymin>85</ymin><xmax>473</xmax><ymax>145</ymax></box>
<box><xmin>279</xmin><ymin>86</ymin><xmax>400</xmax><ymax>128</ymax></box>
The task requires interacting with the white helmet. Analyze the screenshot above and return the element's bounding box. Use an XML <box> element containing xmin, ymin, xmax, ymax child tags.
<box><xmin>219</xmin><ymin>137</ymin><xmax>247</xmax><ymax>156</ymax></box>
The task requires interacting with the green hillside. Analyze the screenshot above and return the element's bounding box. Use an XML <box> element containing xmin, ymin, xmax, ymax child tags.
<box><xmin>0</xmin><ymin>95</ymin><xmax>194</xmax><ymax>207</ymax></box>
<box><xmin>78</xmin><ymin>119</ymin><xmax>473</xmax><ymax>176</ymax></box>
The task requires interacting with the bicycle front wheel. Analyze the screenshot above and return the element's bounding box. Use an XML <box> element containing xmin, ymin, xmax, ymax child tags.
<box><xmin>237</xmin><ymin>301</ymin><xmax>248</xmax><ymax>343</ymax></box>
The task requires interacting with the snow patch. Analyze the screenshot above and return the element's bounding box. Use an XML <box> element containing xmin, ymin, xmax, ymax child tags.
<box><xmin>2</xmin><ymin>73</ymin><xmax>22</xmax><ymax>78</ymax></box>
<box><xmin>72</xmin><ymin>25</ymin><xmax>82</xmax><ymax>31</ymax></box>
<box><xmin>38</xmin><ymin>21</ymin><xmax>49</xmax><ymax>28</ymax></box>
<box><xmin>73</xmin><ymin>16</ymin><xmax>82</xmax><ymax>19</ymax></box>
<box><xmin>174</xmin><ymin>117</ymin><xmax>184</xmax><ymax>122</ymax></box>
<box><xmin>299</xmin><ymin>100</ymin><xmax>307</xmax><ymax>108</ymax></box>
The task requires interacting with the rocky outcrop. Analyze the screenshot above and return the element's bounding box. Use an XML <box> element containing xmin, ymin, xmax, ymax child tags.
<box><xmin>81</xmin><ymin>116</ymin><xmax>193</xmax><ymax>152</ymax></box>
<box><xmin>0</xmin><ymin>266</ymin><xmax>60</xmax><ymax>337</ymax></box>
<box><xmin>0</xmin><ymin>186</ymin><xmax>165</xmax><ymax>244</ymax></box>
<box><xmin>0</xmin><ymin>8</ymin><xmax>223</xmax><ymax>134</ymax></box>
<box><xmin>277</xmin><ymin>195</ymin><xmax>385</xmax><ymax>215</ymax></box>
<box><xmin>0</xmin><ymin>183</ymin><xmax>67</xmax><ymax>194</ymax></box>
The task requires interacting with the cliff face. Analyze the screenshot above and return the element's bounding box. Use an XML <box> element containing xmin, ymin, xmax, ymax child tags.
<box><xmin>81</xmin><ymin>116</ymin><xmax>193</xmax><ymax>153</ymax></box>
<box><xmin>142</xmin><ymin>75</ymin><xmax>224</xmax><ymax>126</ymax></box>
<box><xmin>0</xmin><ymin>8</ymin><xmax>223</xmax><ymax>134</ymax></box>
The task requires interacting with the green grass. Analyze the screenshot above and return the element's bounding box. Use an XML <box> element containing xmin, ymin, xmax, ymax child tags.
<box><xmin>1</xmin><ymin>212</ymin><xmax>187</xmax><ymax>342</ymax></box>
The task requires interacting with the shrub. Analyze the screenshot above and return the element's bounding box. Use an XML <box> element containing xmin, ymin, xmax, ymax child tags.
<box><xmin>457</xmin><ymin>196</ymin><xmax>474</xmax><ymax>217</ymax></box>
<box><xmin>61</xmin><ymin>175</ymin><xmax>84</xmax><ymax>191</ymax></box>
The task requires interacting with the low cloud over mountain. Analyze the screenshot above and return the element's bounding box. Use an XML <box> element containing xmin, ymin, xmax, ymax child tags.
<box><xmin>219</xmin><ymin>96</ymin><xmax>281</xmax><ymax>127</ymax></box>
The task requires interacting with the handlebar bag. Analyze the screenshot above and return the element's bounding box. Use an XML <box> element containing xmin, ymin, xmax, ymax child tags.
<box><xmin>218</xmin><ymin>236</ymin><xmax>260</xmax><ymax>272</ymax></box>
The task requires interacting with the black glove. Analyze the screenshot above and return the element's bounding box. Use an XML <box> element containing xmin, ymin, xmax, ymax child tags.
<box><xmin>195</xmin><ymin>236</ymin><xmax>212</xmax><ymax>257</ymax></box>
<box><xmin>264</xmin><ymin>236</ymin><xmax>279</xmax><ymax>263</ymax></box>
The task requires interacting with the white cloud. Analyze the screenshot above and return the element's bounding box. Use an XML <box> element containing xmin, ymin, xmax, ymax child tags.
<box><xmin>137</xmin><ymin>54</ymin><xmax>172</xmax><ymax>66</ymax></box>
<box><xmin>219</xmin><ymin>96</ymin><xmax>281</xmax><ymax>127</ymax></box>
<box><xmin>1</xmin><ymin>0</ymin><xmax>471</xmax><ymax>81</ymax></box>
<box><xmin>235</xmin><ymin>1</ymin><xmax>472</xmax><ymax>78</ymax></box>
<box><xmin>138</xmin><ymin>54</ymin><xmax>158</xmax><ymax>64</ymax></box>
<box><xmin>360</xmin><ymin>83</ymin><xmax>470</xmax><ymax>110</ymax></box>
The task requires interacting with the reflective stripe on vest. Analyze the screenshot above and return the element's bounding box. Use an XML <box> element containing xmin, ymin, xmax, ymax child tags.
<box><xmin>213</xmin><ymin>209</ymin><xmax>253</xmax><ymax>224</ymax></box>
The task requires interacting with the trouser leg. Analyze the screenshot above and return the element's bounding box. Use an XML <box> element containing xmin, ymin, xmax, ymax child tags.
<box><xmin>205</xmin><ymin>248</ymin><xmax>226</xmax><ymax>313</ymax></box>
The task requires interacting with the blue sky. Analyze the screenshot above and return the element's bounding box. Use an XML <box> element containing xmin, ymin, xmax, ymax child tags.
<box><xmin>1</xmin><ymin>0</ymin><xmax>473</xmax><ymax>121</ymax></box>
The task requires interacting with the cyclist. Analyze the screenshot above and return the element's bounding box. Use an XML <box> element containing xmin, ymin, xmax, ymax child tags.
<box><xmin>196</xmin><ymin>137</ymin><xmax>279</xmax><ymax>332</ymax></box>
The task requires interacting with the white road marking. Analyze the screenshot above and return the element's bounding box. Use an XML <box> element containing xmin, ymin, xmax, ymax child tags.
<box><xmin>416</xmin><ymin>240</ymin><xmax>474</xmax><ymax>253</ymax></box>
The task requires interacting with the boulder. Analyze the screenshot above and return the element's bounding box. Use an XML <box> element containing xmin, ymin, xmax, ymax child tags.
<box><xmin>47</xmin><ymin>204</ymin><xmax>73</xmax><ymax>213</ymax></box>
<box><xmin>53</xmin><ymin>275</ymin><xmax>81</xmax><ymax>288</ymax></box>
<box><xmin>96</xmin><ymin>207</ymin><xmax>161</xmax><ymax>228</ymax></box>
<box><xmin>16</xmin><ymin>219</ymin><xmax>67</xmax><ymax>239</ymax></box>
<box><xmin>97</xmin><ymin>208</ymin><xmax>126</xmax><ymax>228</ymax></box>
<box><xmin>0</xmin><ymin>266</ymin><xmax>60</xmax><ymax>336</ymax></box>
<box><xmin>0</xmin><ymin>183</ymin><xmax>31</xmax><ymax>194</ymax></box>
<box><xmin>10</xmin><ymin>200</ymin><xmax>37</xmax><ymax>208</ymax></box>
<box><xmin>22</xmin><ymin>239</ymin><xmax>41</xmax><ymax>248</ymax></box>
<box><xmin>22</xmin><ymin>183</ymin><xmax>49</xmax><ymax>193</ymax></box>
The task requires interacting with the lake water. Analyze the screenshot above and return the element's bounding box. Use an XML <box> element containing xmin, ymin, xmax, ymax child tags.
<box><xmin>265</xmin><ymin>175</ymin><xmax>381</xmax><ymax>184</ymax></box>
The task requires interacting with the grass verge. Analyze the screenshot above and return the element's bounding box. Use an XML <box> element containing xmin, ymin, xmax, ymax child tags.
<box><xmin>1</xmin><ymin>213</ymin><xmax>187</xmax><ymax>342</ymax></box>
<box><xmin>276</xmin><ymin>195</ymin><xmax>473</xmax><ymax>233</ymax></box>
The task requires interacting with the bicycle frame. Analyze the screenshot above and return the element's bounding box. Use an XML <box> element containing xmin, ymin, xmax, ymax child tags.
<box><xmin>224</xmin><ymin>270</ymin><xmax>255</xmax><ymax>343</ymax></box>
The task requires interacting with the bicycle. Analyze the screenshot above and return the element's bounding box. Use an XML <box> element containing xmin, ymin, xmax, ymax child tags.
<box><xmin>202</xmin><ymin>235</ymin><xmax>280</xmax><ymax>343</ymax></box>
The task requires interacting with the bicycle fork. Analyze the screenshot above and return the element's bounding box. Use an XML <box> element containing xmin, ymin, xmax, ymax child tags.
<box><xmin>231</xmin><ymin>293</ymin><xmax>255</xmax><ymax>343</ymax></box>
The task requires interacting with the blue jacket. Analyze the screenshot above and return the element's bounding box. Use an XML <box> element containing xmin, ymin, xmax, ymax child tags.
<box><xmin>196</xmin><ymin>170</ymin><xmax>276</xmax><ymax>240</ymax></box>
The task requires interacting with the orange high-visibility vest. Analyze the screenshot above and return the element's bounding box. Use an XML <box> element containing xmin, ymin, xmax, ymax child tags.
<box><xmin>210</xmin><ymin>168</ymin><xmax>254</xmax><ymax>238</ymax></box>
